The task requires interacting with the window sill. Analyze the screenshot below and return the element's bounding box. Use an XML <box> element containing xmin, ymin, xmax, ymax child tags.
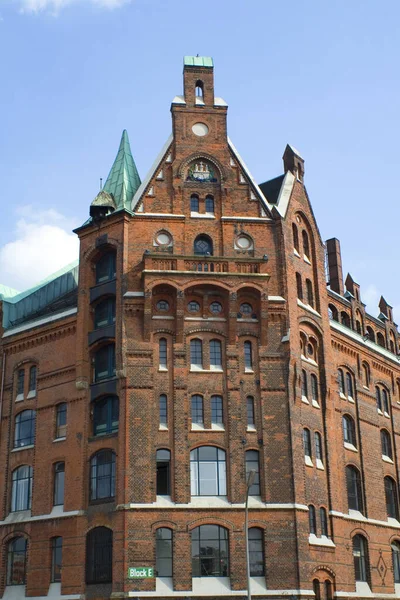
<box><xmin>348</xmin><ymin>396</ymin><xmax>355</xmax><ymax>404</ymax></box>
<box><xmin>158</xmin><ymin>367</ymin><xmax>168</xmax><ymax>372</ymax></box>
<box><xmin>305</xmin><ymin>456</ymin><xmax>313</xmax><ymax>467</ymax></box>
<box><xmin>301</xmin><ymin>355</ymin><xmax>318</xmax><ymax>366</ymax></box>
<box><xmin>211</xmin><ymin>424</ymin><xmax>225</xmax><ymax>431</ymax></box>
<box><xmin>378</xmin><ymin>408</ymin><xmax>383</xmax><ymax>415</ymax></box>
<box><xmin>27</xmin><ymin>390</ymin><xmax>36</xmax><ymax>399</ymax></box>
<box><xmin>15</xmin><ymin>394</ymin><xmax>24</xmax><ymax>402</ymax></box>
<box><xmin>244</xmin><ymin>369</ymin><xmax>254</xmax><ymax>374</ymax></box>
<box><xmin>237</xmin><ymin>318</ymin><xmax>259</xmax><ymax>323</ymax></box>
<box><xmin>303</xmin><ymin>255</ymin><xmax>311</xmax><ymax>265</ymax></box>
<box><xmin>339</xmin><ymin>392</ymin><xmax>347</xmax><ymax>400</ymax></box>
<box><xmin>190</xmin><ymin>367</ymin><xmax>223</xmax><ymax>373</ymax></box>
<box><xmin>308</xmin><ymin>533</ymin><xmax>335</xmax><ymax>548</ymax></box>
<box><xmin>301</xmin><ymin>396</ymin><xmax>309</xmax><ymax>405</ymax></box>
<box><xmin>382</xmin><ymin>455</ymin><xmax>394</xmax><ymax>464</ymax></box>
<box><xmin>384</xmin><ymin>411</ymin><xmax>390</xmax><ymax>418</ymax></box>
<box><xmin>312</xmin><ymin>400</ymin><xmax>320</xmax><ymax>409</ymax></box>
<box><xmin>190</xmin><ymin>212</ymin><xmax>215</xmax><ymax>219</ymax></box>
<box><xmin>53</xmin><ymin>437</ymin><xmax>66</xmax><ymax>443</ymax></box>
<box><xmin>344</xmin><ymin>442</ymin><xmax>358</xmax><ymax>452</ymax></box>
<box><xmin>11</xmin><ymin>444</ymin><xmax>34</xmax><ymax>452</ymax></box>
<box><xmin>88</xmin><ymin>432</ymin><xmax>118</xmax><ymax>442</ymax></box>
<box><xmin>247</xmin><ymin>425</ymin><xmax>256</xmax><ymax>432</ymax></box>
<box><xmin>316</xmin><ymin>459</ymin><xmax>324</xmax><ymax>470</ymax></box>
<box><xmin>294</xmin><ymin>249</ymin><xmax>301</xmax><ymax>258</ymax></box>
<box><xmin>152</xmin><ymin>315</ymin><xmax>174</xmax><ymax>320</ymax></box>
<box><xmin>191</xmin><ymin>423</ymin><xmax>205</xmax><ymax>431</ymax></box>
<box><xmin>159</xmin><ymin>425</ymin><xmax>168</xmax><ymax>431</ymax></box>
<box><xmin>348</xmin><ymin>509</ymin><xmax>365</xmax><ymax>520</ymax></box>
<box><xmin>388</xmin><ymin>517</ymin><xmax>400</xmax><ymax>526</ymax></box>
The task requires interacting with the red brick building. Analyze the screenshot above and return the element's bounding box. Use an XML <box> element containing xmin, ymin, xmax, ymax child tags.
<box><xmin>1</xmin><ymin>56</ymin><xmax>400</xmax><ymax>600</ymax></box>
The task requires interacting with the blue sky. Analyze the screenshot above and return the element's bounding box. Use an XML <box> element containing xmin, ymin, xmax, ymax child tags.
<box><xmin>1</xmin><ymin>0</ymin><xmax>399</xmax><ymax>319</ymax></box>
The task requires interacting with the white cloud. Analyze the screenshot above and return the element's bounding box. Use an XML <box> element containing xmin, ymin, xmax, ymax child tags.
<box><xmin>18</xmin><ymin>0</ymin><xmax>131</xmax><ymax>14</ymax></box>
<box><xmin>0</xmin><ymin>206</ymin><xmax>79</xmax><ymax>292</ymax></box>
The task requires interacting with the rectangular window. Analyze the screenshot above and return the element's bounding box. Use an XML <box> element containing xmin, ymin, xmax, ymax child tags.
<box><xmin>211</xmin><ymin>396</ymin><xmax>223</xmax><ymax>425</ymax></box>
<box><xmin>190</xmin><ymin>340</ymin><xmax>203</xmax><ymax>368</ymax></box>
<box><xmin>54</xmin><ymin>463</ymin><xmax>65</xmax><ymax>506</ymax></box>
<box><xmin>28</xmin><ymin>366</ymin><xmax>37</xmax><ymax>393</ymax></box>
<box><xmin>51</xmin><ymin>537</ymin><xmax>62</xmax><ymax>583</ymax></box>
<box><xmin>191</xmin><ymin>396</ymin><xmax>204</xmax><ymax>425</ymax></box>
<box><xmin>210</xmin><ymin>340</ymin><xmax>222</xmax><ymax>370</ymax></box>
<box><xmin>247</xmin><ymin>397</ymin><xmax>255</xmax><ymax>427</ymax></box>
<box><xmin>303</xmin><ymin>429</ymin><xmax>312</xmax><ymax>459</ymax></box>
<box><xmin>159</xmin><ymin>395</ymin><xmax>168</xmax><ymax>428</ymax></box>
<box><xmin>159</xmin><ymin>339</ymin><xmax>167</xmax><ymax>369</ymax></box>
<box><xmin>17</xmin><ymin>369</ymin><xmax>25</xmax><ymax>397</ymax></box>
<box><xmin>56</xmin><ymin>404</ymin><xmax>67</xmax><ymax>439</ymax></box>
<box><xmin>244</xmin><ymin>341</ymin><xmax>253</xmax><ymax>371</ymax></box>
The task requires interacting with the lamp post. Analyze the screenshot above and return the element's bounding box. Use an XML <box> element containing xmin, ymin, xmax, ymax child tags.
<box><xmin>245</xmin><ymin>469</ymin><xmax>256</xmax><ymax>600</ymax></box>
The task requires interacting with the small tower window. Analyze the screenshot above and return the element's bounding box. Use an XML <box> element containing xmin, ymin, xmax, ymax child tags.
<box><xmin>195</xmin><ymin>80</ymin><xmax>204</xmax><ymax>98</ymax></box>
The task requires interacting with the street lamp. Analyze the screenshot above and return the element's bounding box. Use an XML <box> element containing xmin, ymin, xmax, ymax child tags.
<box><xmin>245</xmin><ymin>469</ymin><xmax>256</xmax><ymax>600</ymax></box>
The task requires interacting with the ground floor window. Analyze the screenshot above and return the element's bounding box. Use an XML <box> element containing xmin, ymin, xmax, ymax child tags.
<box><xmin>191</xmin><ymin>525</ymin><xmax>229</xmax><ymax>577</ymax></box>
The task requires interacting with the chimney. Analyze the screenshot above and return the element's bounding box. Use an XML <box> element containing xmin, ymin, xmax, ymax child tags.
<box><xmin>326</xmin><ymin>238</ymin><xmax>344</xmax><ymax>296</ymax></box>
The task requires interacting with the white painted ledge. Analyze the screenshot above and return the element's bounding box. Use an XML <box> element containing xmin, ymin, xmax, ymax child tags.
<box><xmin>1</xmin><ymin>583</ymin><xmax>82</xmax><ymax>599</ymax></box>
<box><xmin>308</xmin><ymin>533</ymin><xmax>335</xmax><ymax>547</ymax></box>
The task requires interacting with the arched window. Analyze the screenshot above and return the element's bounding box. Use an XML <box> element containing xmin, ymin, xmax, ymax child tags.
<box><xmin>301</xmin><ymin>370</ymin><xmax>308</xmax><ymax>399</ymax></box>
<box><xmin>159</xmin><ymin>394</ymin><xmax>168</xmax><ymax>428</ymax></box>
<box><xmin>315</xmin><ymin>432</ymin><xmax>323</xmax><ymax>463</ymax></box>
<box><xmin>190</xmin><ymin>339</ymin><xmax>203</xmax><ymax>369</ymax></box>
<box><xmin>96</xmin><ymin>252</ymin><xmax>116</xmax><ymax>284</ymax></box>
<box><xmin>195</xmin><ymin>80</ymin><xmax>204</xmax><ymax>98</ymax></box>
<box><xmin>366</xmin><ymin>326</ymin><xmax>375</xmax><ymax>343</ymax></box>
<box><xmin>320</xmin><ymin>507</ymin><xmax>328</xmax><ymax>536</ymax></box>
<box><xmin>311</xmin><ymin>374</ymin><xmax>319</xmax><ymax>404</ymax></box>
<box><xmin>94</xmin><ymin>343</ymin><xmax>115</xmax><ymax>381</ymax></box>
<box><xmin>381</xmin><ymin>429</ymin><xmax>392</xmax><ymax>459</ymax></box>
<box><xmin>244</xmin><ymin>341</ymin><xmax>253</xmax><ymax>371</ymax></box>
<box><xmin>53</xmin><ymin>462</ymin><xmax>65</xmax><ymax>506</ymax></box>
<box><xmin>246</xmin><ymin>450</ymin><xmax>260</xmax><ymax>495</ymax></box>
<box><xmin>341</xmin><ymin>312</ymin><xmax>351</xmax><ymax>328</ymax></box>
<box><xmin>338</xmin><ymin>369</ymin><xmax>345</xmax><ymax>395</ymax></box>
<box><xmin>194</xmin><ymin>235</ymin><xmax>213</xmax><ymax>256</ymax></box>
<box><xmin>325</xmin><ymin>580</ymin><xmax>333</xmax><ymax>600</ymax></box>
<box><xmin>353</xmin><ymin>535</ymin><xmax>369</xmax><ymax>582</ymax></box>
<box><xmin>346</xmin><ymin>372</ymin><xmax>354</xmax><ymax>399</ymax></box>
<box><xmin>51</xmin><ymin>537</ymin><xmax>62</xmax><ymax>583</ymax></box>
<box><xmin>248</xmin><ymin>528</ymin><xmax>264</xmax><ymax>576</ymax></box>
<box><xmin>302</xmin><ymin>230</ymin><xmax>310</xmax><ymax>259</ymax></box>
<box><xmin>156</xmin><ymin>449</ymin><xmax>171</xmax><ymax>496</ymax></box>
<box><xmin>28</xmin><ymin>366</ymin><xmax>37</xmax><ymax>394</ymax></box>
<box><xmin>306</xmin><ymin>279</ymin><xmax>314</xmax><ymax>308</ymax></box>
<box><xmin>308</xmin><ymin>505</ymin><xmax>317</xmax><ymax>534</ymax></box>
<box><xmin>362</xmin><ymin>363</ymin><xmax>370</xmax><ymax>388</ymax></box>
<box><xmin>86</xmin><ymin>527</ymin><xmax>112</xmax><ymax>583</ymax></box>
<box><xmin>17</xmin><ymin>368</ymin><xmax>25</xmax><ymax>397</ymax></box>
<box><xmin>247</xmin><ymin>397</ymin><xmax>255</xmax><ymax>428</ymax></box>
<box><xmin>382</xmin><ymin>388</ymin><xmax>390</xmax><ymax>414</ymax></box>
<box><xmin>292</xmin><ymin>223</ymin><xmax>299</xmax><ymax>252</ymax></box>
<box><xmin>94</xmin><ymin>297</ymin><xmax>116</xmax><ymax>329</ymax></box>
<box><xmin>191</xmin><ymin>525</ymin><xmax>229</xmax><ymax>576</ymax></box>
<box><xmin>376</xmin><ymin>386</ymin><xmax>382</xmax><ymax>411</ymax></box>
<box><xmin>159</xmin><ymin>338</ymin><xmax>167</xmax><ymax>369</ymax></box>
<box><xmin>211</xmin><ymin>395</ymin><xmax>223</xmax><ymax>425</ymax></box>
<box><xmin>190</xmin><ymin>194</ymin><xmax>199</xmax><ymax>213</ymax></box>
<box><xmin>205</xmin><ymin>195</ymin><xmax>214</xmax><ymax>214</ymax></box>
<box><xmin>328</xmin><ymin>304</ymin><xmax>338</xmax><ymax>321</ymax></box>
<box><xmin>190</xmin><ymin>447</ymin><xmax>226</xmax><ymax>496</ymax></box>
<box><xmin>14</xmin><ymin>410</ymin><xmax>36</xmax><ymax>448</ymax></box>
<box><xmin>90</xmin><ymin>450</ymin><xmax>116</xmax><ymax>501</ymax></box>
<box><xmin>210</xmin><ymin>339</ymin><xmax>222</xmax><ymax>370</ymax></box>
<box><xmin>346</xmin><ymin>465</ymin><xmax>364</xmax><ymax>513</ymax></box>
<box><xmin>11</xmin><ymin>465</ymin><xmax>32</xmax><ymax>512</ymax></box>
<box><xmin>313</xmin><ymin>580</ymin><xmax>321</xmax><ymax>600</ymax></box>
<box><xmin>156</xmin><ymin>528</ymin><xmax>173</xmax><ymax>577</ymax></box>
<box><xmin>296</xmin><ymin>272</ymin><xmax>303</xmax><ymax>300</ymax></box>
<box><xmin>93</xmin><ymin>396</ymin><xmax>119</xmax><ymax>436</ymax></box>
<box><xmin>303</xmin><ymin>428</ymin><xmax>312</xmax><ymax>460</ymax></box>
<box><xmin>7</xmin><ymin>537</ymin><xmax>27</xmax><ymax>585</ymax></box>
<box><xmin>384</xmin><ymin>476</ymin><xmax>399</xmax><ymax>520</ymax></box>
<box><xmin>56</xmin><ymin>403</ymin><xmax>67</xmax><ymax>439</ymax></box>
<box><xmin>191</xmin><ymin>395</ymin><xmax>204</xmax><ymax>425</ymax></box>
<box><xmin>392</xmin><ymin>542</ymin><xmax>400</xmax><ymax>583</ymax></box>
<box><xmin>343</xmin><ymin>415</ymin><xmax>357</xmax><ymax>447</ymax></box>
<box><xmin>377</xmin><ymin>331</ymin><xmax>386</xmax><ymax>348</ymax></box>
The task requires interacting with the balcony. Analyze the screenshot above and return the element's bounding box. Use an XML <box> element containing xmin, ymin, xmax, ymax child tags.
<box><xmin>143</xmin><ymin>253</ymin><xmax>269</xmax><ymax>278</ymax></box>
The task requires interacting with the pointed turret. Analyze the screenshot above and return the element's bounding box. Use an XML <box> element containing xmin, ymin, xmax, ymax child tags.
<box><xmin>103</xmin><ymin>130</ymin><xmax>141</xmax><ymax>211</ymax></box>
<box><xmin>379</xmin><ymin>296</ymin><xmax>393</xmax><ymax>322</ymax></box>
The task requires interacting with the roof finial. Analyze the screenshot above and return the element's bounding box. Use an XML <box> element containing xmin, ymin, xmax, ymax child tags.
<box><xmin>100</xmin><ymin>177</ymin><xmax>103</xmax><ymax>191</ymax></box>
<box><xmin>196</xmin><ymin>53</ymin><xmax>199</xmax><ymax>57</ymax></box>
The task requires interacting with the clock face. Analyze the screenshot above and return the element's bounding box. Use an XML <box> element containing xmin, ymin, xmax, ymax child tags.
<box><xmin>192</xmin><ymin>122</ymin><xmax>209</xmax><ymax>137</ymax></box>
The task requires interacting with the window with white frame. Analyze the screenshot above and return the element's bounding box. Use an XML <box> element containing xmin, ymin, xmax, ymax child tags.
<box><xmin>190</xmin><ymin>447</ymin><xmax>226</xmax><ymax>496</ymax></box>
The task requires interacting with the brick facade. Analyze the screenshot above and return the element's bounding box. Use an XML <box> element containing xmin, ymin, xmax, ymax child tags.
<box><xmin>1</xmin><ymin>57</ymin><xmax>400</xmax><ymax>600</ymax></box>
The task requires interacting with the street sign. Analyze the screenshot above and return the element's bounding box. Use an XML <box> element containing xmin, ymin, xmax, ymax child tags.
<box><xmin>128</xmin><ymin>567</ymin><xmax>154</xmax><ymax>579</ymax></box>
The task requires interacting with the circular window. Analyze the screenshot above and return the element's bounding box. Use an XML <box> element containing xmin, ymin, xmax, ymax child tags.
<box><xmin>156</xmin><ymin>300</ymin><xmax>170</xmax><ymax>312</ymax></box>
<box><xmin>236</xmin><ymin>235</ymin><xmax>253</xmax><ymax>250</ymax></box>
<box><xmin>240</xmin><ymin>303</ymin><xmax>253</xmax><ymax>315</ymax></box>
<box><xmin>188</xmin><ymin>301</ymin><xmax>200</xmax><ymax>313</ymax></box>
<box><xmin>155</xmin><ymin>231</ymin><xmax>172</xmax><ymax>246</ymax></box>
<box><xmin>192</xmin><ymin>122</ymin><xmax>209</xmax><ymax>137</ymax></box>
<box><xmin>210</xmin><ymin>302</ymin><xmax>223</xmax><ymax>314</ymax></box>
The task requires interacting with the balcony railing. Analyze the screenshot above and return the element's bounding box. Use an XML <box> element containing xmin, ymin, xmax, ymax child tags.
<box><xmin>143</xmin><ymin>253</ymin><xmax>269</xmax><ymax>276</ymax></box>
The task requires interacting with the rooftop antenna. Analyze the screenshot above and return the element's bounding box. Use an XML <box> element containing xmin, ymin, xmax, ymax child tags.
<box><xmin>100</xmin><ymin>178</ymin><xmax>103</xmax><ymax>191</ymax></box>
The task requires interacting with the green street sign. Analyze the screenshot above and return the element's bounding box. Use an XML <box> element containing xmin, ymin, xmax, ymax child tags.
<box><xmin>128</xmin><ymin>567</ymin><xmax>154</xmax><ymax>579</ymax></box>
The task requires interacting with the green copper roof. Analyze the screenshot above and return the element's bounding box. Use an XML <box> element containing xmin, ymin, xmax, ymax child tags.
<box><xmin>103</xmin><ymin>130</ymin><xmax>141</xmax><ymax>211</ymax></box>
<box><xmin>184</xmin><ymin>56</ymin><xmax>213</xmax><ymax>67</ymax></box>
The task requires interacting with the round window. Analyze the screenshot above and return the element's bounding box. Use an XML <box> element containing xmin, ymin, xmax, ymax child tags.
<box><xmin>210</xmin><ymin>302</ymin><xmax>223</xmax><ymax>314</ymax></box>
<box><xmin>156</xmin><ymin>300</ymin><xmax>170</xmax><ymax>312</ymax></box>
<box><xmin>192</xmin><ymin>122</ymin><xmax>209</xmax><ymax>137</ymax></box>
<box><xmin>188</xmin><ymin>301</ymin><xmax>200</xmax><ymax>313</ymax></box>
<box><xmin>240</xmin><ymin>303</ymin><xmax>253</xmax><ymax>315</ymax></box>
<box><xmin>155</xmin><ymin>231</ymin><xmax>172</xmax><ymax>246</ymax></box>
<box><xmin>236</xmin><ymin>235</ymin><xmax>253</xmax><ymax>250</ymax></box>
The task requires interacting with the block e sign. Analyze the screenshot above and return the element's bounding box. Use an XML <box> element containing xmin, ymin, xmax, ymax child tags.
<box><xmin>128</xmin><ymin>567</ymin><xmax>154</xmax><ymax>579</ymax></box>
